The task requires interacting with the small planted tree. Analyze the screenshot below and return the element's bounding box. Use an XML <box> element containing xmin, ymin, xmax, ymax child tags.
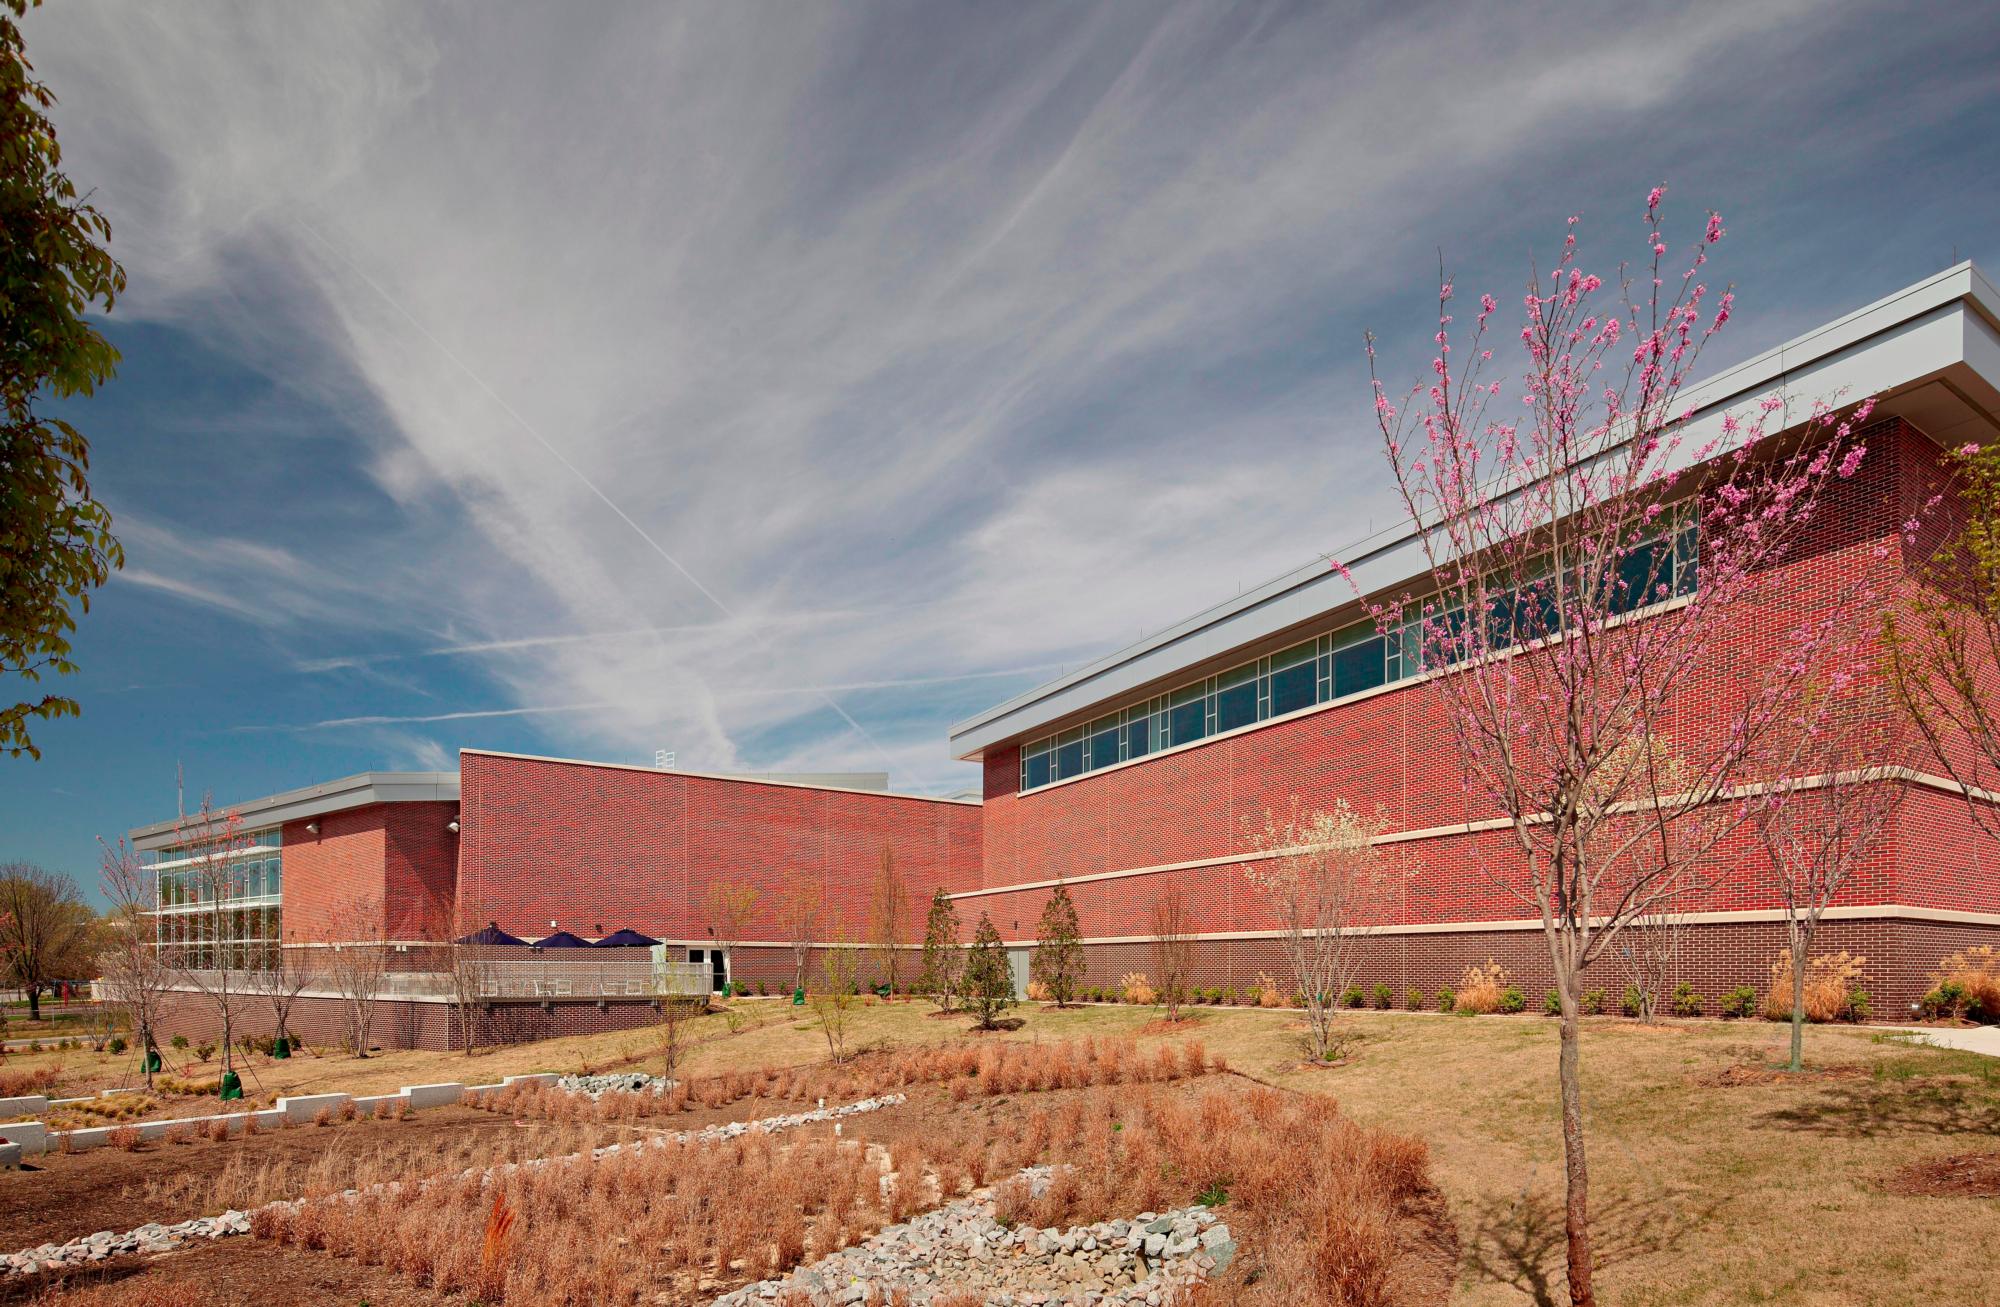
<box><xmin>962</xmin><ymin>914</ymin><xmax>1014</xmax><ymax>1031</ymax></box>
<box><xmin>95</xmin><ymin>837</ymin><xmax>172</xmax><ymax>1086</ymax></box>
<box><xmin>170</xmin><ymin>797</ymin><xmax>256</xmax><ymax>1086</ymax></box>
<box><xmin>811</xmin><ymin>932</ymin><xmax>859</xmax><ymax>1064</ymax></box>
<box><xmin>867</xmin><ymin>846</ymin><xmax>908</xmax><ymax>994</ymax></box>
<box><xmin>1243</xmin><ymin>800</ymin><xmax>1385</xmax><ymax>1060</ymax></box>
<box><xmin>1752</xmin><ymin>684</ymin><xmax>1906</xmax><ymax>1071</ymax></box>
<box><xmin>777</xmin><ymin>880</ymin><xmax>822</xmax><ymax>994</ymax></box>
<box><xmin>1884</xmin><ymin>440</ymin><xmax>2000</xmax><ymax>841</ymax></box>
<box><xmin>1349</xmin><ymin>190</ymin><xmax>1884</xmax><ymax>1305</ymax></box>
<box><xmin>1149</xmin><ymin>881</ymin><xmax>1195</xmax><ymax>1023</ymax></box>
<box><xmin>702</xmin><ymin>883</ymin><xmax>760</xmax><ymax>996</ymax></box>
<box><xmin>326</xmin><ymin>895</ymin><xmax>389</xmax><ymax>1057</ymax></box>
<box><xmin>917</xmin><ymin>885</ymin><xmax>963</xmax><ymax>1011</ymax></box>
<box><xmin>1031</xmin><ymin>881</ymin><xmax>1084</xmax><ymax>1007</ymax></box>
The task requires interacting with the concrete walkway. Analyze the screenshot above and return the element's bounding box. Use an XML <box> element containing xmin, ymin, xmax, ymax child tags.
<box><xmin>1876</xmin><ymin>1024</ymin><xmax>2000</xmax><ymax>1058</ymax></box>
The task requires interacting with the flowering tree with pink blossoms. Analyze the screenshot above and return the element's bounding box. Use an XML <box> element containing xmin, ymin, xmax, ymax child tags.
<box><xmin>1343</xmin><ymin>189</ymin><xmax>1887</xmax><ymax>1307</ymax></box>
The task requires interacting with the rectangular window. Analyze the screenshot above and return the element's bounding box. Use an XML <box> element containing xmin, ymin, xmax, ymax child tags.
<box><xmin>1088</xmin><ymin>725</ymin><xmax>1120</xmax><ymax>771</ymax></box>
<box><xmin>1124</xmin><ymin>714</ymin><xmax>1153</xmax><ymax>760</ymax></box>
<box><xmin>1332</xmin><ymin>635</ymin><xmax>1387</xmax><ymax>698</ymax></box>
<box><xmin>1168</xmin><ymin>684</ymin><xmax>1208</xmax><ymax>747</ymax></box>
<box><xmin>1054</xmin><ymin>726</ymin><xmax>1085</xmax><ymax>781</ymax></box>
<box><xmin>1022</xmin><ymin>749</ymin><xmax>1051</xmax><ymax>791</ymax></box>
<box><xmin>1268</xmin><ymin>641</ymin><xmax>1318</xmax><ymax>717</ymax></box>
<box><xmin>1214</xmin><ymin>664</ymin><xmax>1258</xmax><ymax>733</ymax></box>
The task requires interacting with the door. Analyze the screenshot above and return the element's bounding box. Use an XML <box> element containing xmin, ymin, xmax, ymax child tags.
<box><xmin>689</xmin><ymin>948</ymin><xmax>726</xmax><ymax>993</ymax></box>
<box><xmin>1007</xmin><ymin>948</ymin><xmax>1030</xmax><ymax>999</ymax></box>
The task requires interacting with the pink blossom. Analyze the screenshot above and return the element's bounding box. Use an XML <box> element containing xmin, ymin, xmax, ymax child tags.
<box><xmin>1705</xmin><ymin>213</ymin><xmax>1725</xmax><ymax>243</ymax></box>
<box><xmin>1837</xmin><ymin>446</ymin><xmax>1866</xmax><ymax>478</ymax></box>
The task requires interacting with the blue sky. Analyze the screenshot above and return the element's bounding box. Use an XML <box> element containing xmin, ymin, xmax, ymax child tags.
<box><xmin>6</xmin><ymin>1</ymin><xmax>2000</xmax><ymax>895</ymax></box>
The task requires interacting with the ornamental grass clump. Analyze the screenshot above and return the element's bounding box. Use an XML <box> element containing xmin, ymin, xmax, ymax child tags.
<box><xmin>1762</xmin><ymin>950</ymin><xmax>1867</xmax><ymax>1023</ymax></box>
<box><xmin>1452</xmin><ymin>960</ymin><xmax>1510</xmax><ymax>1015</ymax></box>
<box><xmin>1922</xmin><ymin>945</ymin><xmax>2000</xmax><ymax>1021</ymax></box>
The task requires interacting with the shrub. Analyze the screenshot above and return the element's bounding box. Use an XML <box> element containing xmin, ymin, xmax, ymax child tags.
<box><xmin>1497</xmin><ymin>986</ymin><xmax>1526</xmax><ymax>1015</ymax></box>
<box><xmin>1847</xmin><ymin>989</ymin><xmax>1871</xmax><ymax>1022</ymax></box>
<box><xmin>1405</xmin><ymin>988</ymin><xmax>1425</xmax><ymax>1011</ymax></box>
<box><xmin>1119</xmin><ymin>973</ymin><xmax>1157</xmax><ymax>1006</ymax></box>
<box><xmin>1341</xmin><ymin>986</ymin><xmax>1366</xmax><ymax>1010</ymax></box>
<box><xmin>107</xmin><ymin>1036</ymin><xmax>128</xmax><ymax>1055</ymax></box>
<box><xmin>1580</xmin><ymin>989</ymin><xmax>1605</xmax><ymax>1016</ymax></box>
<box><xmin>1255</xmin><ymin>971</ymin><xmax>1285</xmax><ymax>1009</ymax></box>
<box><xmin>1671</xmin><ymin>983</ymin><xmax>1704</xmax><ymax>1018</ymax></box>
<box><xmin>0</xmin><ymin>1065</ymin><xmax>61</xmax><ymax>1098</ymax></box>
<box><xmin>1436</xmin><ymin>986</ymin><xmax>1455</xmax><ymax>1013</ymax></box>
<box><xmin>170</xmin><ymin>1034</ymin><xmax>190</xmax><ymax>1052</ymax></box>
<box><xmin>195</xmin><ymin>1041</ymin><xmax>217</xmax><ymax>1063</ymax></box>
<box><xmin>1024</xmin><ymin>980</ymin><xmax>1053</xmax><ymax>1002</ymax></box>
<box><xmin>1453</xmin><ymin>960</ymin><xmax>1510</xmax><ymax>1015</ymax></box>
<box><xmin>1719</xmin><ymin>986</ymin><xmax>1757</xmax><ymax>1018</ymax></box>
<box><xmin>313</xmin><ymin>1107</ymin><xmax>335</xmax><ymax>1127</ymax></box>
<box><xmin>1543</xmin><ymin>990</ymin><xmax>1562</xmax><ymax>1016</ymax></box>
<box><xmin>204</xmin><ymin>1116</ymin><xmax>233</xmax><ymax>1143</ymax></box>
<box><xmin>1372</xmin><ymin>983</ymin><xmax>1394</xmax><ymax>1010</ymax></box>
<box><xmin>1222</xmin><ymin>987</ymin><xmax>1238</xmax><ymax>1006</ymax></box>
<box><xmin>1763</xmin><ymin>950</ymin><xmax>1867</xmax><ymax>1023</ymax></box>
<box><xmin>107</xmin><ymin>1123</ymin><xmax>143</xmax><ymax>1152</ymax></box>
<box><xmin>1207</xmin><ymin>987</ymin><xmax>1224</xmax><ymax>1004</ymax></box>
<box><xmin>757</xmin><ymin>980</ymin><xmax>769</xmax><ymax>997</ymax></box>
<box><xmin>1925</xmin><ymin>945</ymin><xmax>2000</xmax><ymax>1022</ymax></box>
<box><xmin>1619</xmin><ymin>986</ymin><xmax>1644</xmax><ymax>1018</ymax></box>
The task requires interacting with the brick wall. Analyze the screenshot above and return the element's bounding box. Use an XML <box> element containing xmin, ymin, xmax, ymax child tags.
<box><xmin>965</xmin><ymin>419</ymin><xmax>1999</xmax><ymax>1006</ymax></box>
<box><xmin>457</xmin><ymin>753</ymin><xmax>983</xmax><ymax>948</ymax></box>
<box><xmin>277</xmin><ymin>801</ymin><xmax>458</xmax><ymax>944</ymax></box>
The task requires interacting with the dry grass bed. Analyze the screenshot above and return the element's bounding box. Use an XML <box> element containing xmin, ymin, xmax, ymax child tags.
<box><xmin>18</xmin><ymin>1002</ymin><xmax>1998</xmax><ymax>1307</ymax></box>
<box><xmin>0</xmin><ymin>1106</ymin><xmax>642</xmax><ymax>1251</ymax></box>
<box><xmin>253</xmin><ymin>1041</ymin><xmax>1446</xmax><ymax>1307</ymax></box>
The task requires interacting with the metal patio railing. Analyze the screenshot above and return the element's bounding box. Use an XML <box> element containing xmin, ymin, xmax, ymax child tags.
<box><xmin>164</xmin><ymin>959</ymin><xmax>711</xmax><ymax>1002</ymax></box>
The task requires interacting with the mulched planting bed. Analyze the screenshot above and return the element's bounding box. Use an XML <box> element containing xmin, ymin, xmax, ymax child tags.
<box><xmin>0</xmin><ymin>1239</ymin><xmax>447</xmax><ymax>1306</ymax></box>
<box><xmin>1691</xmin><ymin>1063</ymin><xmax>1872</xmax><ymax>1088</ymax></box>
<box><xmin>1883</xmin><ymin>1149</ymin><xmax>2000</xmax><ymax>1198</ymax></box>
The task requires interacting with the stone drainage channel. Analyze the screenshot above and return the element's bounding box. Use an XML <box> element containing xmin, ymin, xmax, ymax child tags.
<box><xmin>718</xmin><ymin>1167</ymin><xmax>1235</xmax><ymax>1307</ymax></box>
<box><xmin>0</xmin><ymin>1094</ymin><xmax>906</xmax><ymax>1279</ymax></box>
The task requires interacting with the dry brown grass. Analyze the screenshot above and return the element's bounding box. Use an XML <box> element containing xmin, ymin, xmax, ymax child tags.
<box><xmin>1451</xmin><ymin>961</ymin><xmax>1510</xmax><ymax>1016</ymax></box>
<box><xmin>989</xmin><ymin>1084</ymin><xmax>1435</xmax><ymax>1307</ymax></box>
<box><xmin>468</xmin><ymin>1035</ymin><xmax>1219</xmax><ymax>1129</ymax></box>
<box><xmin>1930</xmin><ymin>944</ymin><xmax>2000</xmax><ymax>1018</ymax></box>
<box><xmin>1762</xmin><ymin>949</ymin><xmax>1866</xmax><ymax>1021</ymax></box>
<box><xmin>1119</xmin><ymin>972</ymin><xmax>1156</xmax><ymax>1005</ymax></box>
<box><xmin>133</xmin><ymin>1115</ymin><xmax>627</xmax><ymax>1219</ymax></box>
<box><xmin>260</xmin><ymin>1054</ymin><xmax>1421</xmax><ymax>1307</ymax></box>
<box><xmin>0</xmin><ymin>1063</ymin><xmax>64</xmax><ymax>1099</ymax></box>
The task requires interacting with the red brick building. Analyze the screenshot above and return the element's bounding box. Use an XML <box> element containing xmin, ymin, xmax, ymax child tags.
<box><xmin>945</xmin><ymin>264</ymin><xmax>2000</xmax><ymax>1016</ymax></box>
<box><xmin>136</xmin><ymin>265</ymin><xmax>2000</xmax><ymax>1048</ymax></box>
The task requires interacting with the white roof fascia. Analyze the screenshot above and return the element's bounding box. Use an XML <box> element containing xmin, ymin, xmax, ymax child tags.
<box><xmin>949</xmin><ymin>263</ymin><xmax>2000</xmax><ymax>761</ymax></box>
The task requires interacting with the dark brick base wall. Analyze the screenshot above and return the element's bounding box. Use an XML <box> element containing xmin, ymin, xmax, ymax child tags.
<box><xmin>155</xmin><ymin>990</ymin><xmax>671</xmax><ymax>1054</ymax></box>
<box><xmin>153</xmin><ymin>917</ymin><xmax>1997</xmax><ymax>1050</ymax></box>
<box><xmin>1065</xmin><ymin>917</ymin><xmax>2000</xmax><ymax>1019</ymax></box>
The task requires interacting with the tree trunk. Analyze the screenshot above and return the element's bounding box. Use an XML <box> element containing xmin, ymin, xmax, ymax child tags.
<box><xmin>1559</xmin><ymin>1008</ymin><xmax>1596</xmax><ymax>1307</ymax></box>
<box><xmin>1789</xmin><ymin>934</ymin><xmax>1809</xmax><ymax>1074</ymax></box>
<box><xmin>26</xmin><ymin>986</ymin><xmax>41</xmax><ymax>1022</ymax></box>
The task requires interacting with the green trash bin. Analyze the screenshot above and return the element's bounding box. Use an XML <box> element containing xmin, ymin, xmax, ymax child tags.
<box><xmin>272</xmin><ymin>1036</ymin><xmax>291</xmax><ymax>1060</ymax></box>
<box><xmin>143</xmin><ymin>1047</ymin><xmax>162</xmax><ymax>1073</ymax></box>
<box><xmin>219</xmin><ymin>1069</ymin><xmax>243</xmax><ymax>1101</ymax></box>
<box><xmin>792</xmin><ymin>986</ymin><xmax>806</xmax><ymax>1006</ymax></box>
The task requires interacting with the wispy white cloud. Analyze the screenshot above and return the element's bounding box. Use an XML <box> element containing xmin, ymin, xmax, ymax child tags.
<box><xmin>27</xmin><ymin>0</ymin><xmax>1997</xmax><ymax>790</ymax></box>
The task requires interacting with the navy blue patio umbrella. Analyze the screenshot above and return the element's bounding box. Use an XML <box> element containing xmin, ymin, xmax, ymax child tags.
<box><xmin>456</xmin><ymin>921</ymin><xmax>529</xmax><ymax>947</ymax></box>
<box><xmin>593</xmin><ymin>928</ymin><xmax>661</xmax><ymax>948</ymax></box>
<box><xmin>534</xmin><ymin>929</ymin><xmax>594</xmax><ymax>949</ymax></box>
